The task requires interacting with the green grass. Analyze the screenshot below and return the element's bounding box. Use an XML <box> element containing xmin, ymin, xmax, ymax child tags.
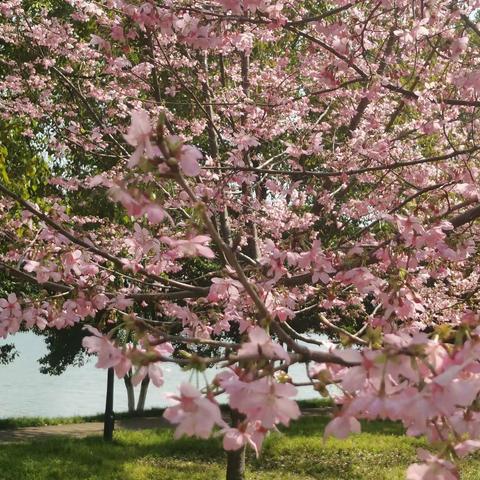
<box><xmin>1</xmin><ymin>416</ymin><xmax>480</xmax><ymax>480</ymax></box>
<box><xmin>0</xmin><ymin>399</ymin><xmax>332</xmax><ymax>430</ymax></box>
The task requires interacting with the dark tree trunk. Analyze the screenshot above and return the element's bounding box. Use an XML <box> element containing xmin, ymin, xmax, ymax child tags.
<box><xmin>123</xmin><ymin>371</ymin><xmax>135</xmax><ymax>413</ymax></box>
<box><xmin>225</xmin><ymin>410</ymin><xmax>246</xmax><ymax>480</ymax></box>
<box><xmin>226</xmin><ymin>447</ymin><xmax>246</xmax><ymax>480</ymax></box>
<box><xmin>103</xmin><ymin>367</ymin><xmax>115</xmax><ymax>441</ymax></box>
<box><xmin>136</xmin><ymin>375</ymin><xmax>150</xmax><ymax>412</ymax></box>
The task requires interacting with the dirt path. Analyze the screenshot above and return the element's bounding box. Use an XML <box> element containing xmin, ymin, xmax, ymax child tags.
<box><xmin>0</xmin><ymin>416</ymin><xmax>170</xmax><ymax>443</ymax></box>
<box><xmin>0</xmin><ymin>408</ymin><xmax>328</xmax><ymax>444</ymax></box>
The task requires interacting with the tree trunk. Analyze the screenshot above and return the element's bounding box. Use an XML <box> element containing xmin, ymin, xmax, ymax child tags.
<box><xmin>123</xmin><ymin>371</ymin><xmax>135</xmax><ymax>413</ymax></box>
<box><xmin>225</xmin><ymin>410</ymin><xmax>246</xmax><ymax>480</ymax></box>
<box><xmin>136</xmin><ymin>375</ymin><xmax>150</xmax><ymax>412</ymax></box>
<box><xmin>226</xmin><ymin>446</ymin><xmax>246</xmax><ymax>480</ymax></box>
<box><xmin>103</xmin><ymin>367</ymin><xmax>115</xmax><ymax>441</ymax></box>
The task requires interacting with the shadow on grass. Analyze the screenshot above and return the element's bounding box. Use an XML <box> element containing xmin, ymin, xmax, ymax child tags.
<box><xmin>0</xmin><ymin>417</ymin><xmax>422</xmax><ymax>480</ymax></box>
<box><xmin>0</xmin><ymin>429</ymin><xmax>226</xmax><ymax>480</ymax></box>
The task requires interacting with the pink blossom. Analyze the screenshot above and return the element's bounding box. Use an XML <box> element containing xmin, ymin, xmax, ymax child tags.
<box><xmin>207</xmin><ymin>277</ymin><xmax>243</xmax><ymax>302</ymax></box>
<box><xmin>110</xmin><ymin>186</ymin><xmax>167</xmax><ymax>225</ymax></box>
<box><xmin>178</xmin><ymin>144</ymin><xmax>202</xmax><ymax>176</ymax></box>
<box><xmin>235</xmin><ymin>132</ymin><xmax>260</xmax><ymax>151</ymax></box>
<box><xmin>82</xmin><ymin>326</ymin><xmax>130</xmax><ymax>377</ymax></box>
<box><xmin>406</xmin><ymin>463</ymin><xmax>457</xmax><ymax>480</ymax></box>
<box><xmin>0</xmin><ymin>293</ymin><xmax>22</xmax><ymax>319</ymax></box>
<box><xmin>217</xmin><ymin>0</ymin><xmax>242</xmax><ymax>14</ymax></box>
<box><xmin>260</xmin><ymin>239</ymin><xmax>290</xmax><ymax>281</ymax></box>
<box><xmin>237</xmin><ymin>326</ymin><xmax>290</xmax><ymax>363</ymax></box>
<box><xmin>221</xmin><ymin>374</ymin><xmax>300</xmax><ymax>429</ymax></box>
<box><xmin>222</xmin><ymin>421</ymin><xmax>267</xmax><ymax>456</ymax></box>
<box><xmin>406</xmin><ymin>449</ymin><xmax>458</xmax><ymax>480</ymax></box>
<box><xmin>324</xmin><ymin>415</ymin><xmax>361</xmax><ymax>439</ymax></box>
<box><xmin>163</xmin><ymin>135</ymin><xmax>202</xmax><ymax>176</ymax></box>
<box><xmin>132</xmin><ymin>363</ymin><xmax>164</xmax><ymax>387</ymax></box>
<box><xmin>132</xmin><ymin>342</ymin><xmax>174</xmax><ymax>387</ymax></box>
<box><xmin>451</xmin><ymin>36</ymin><xmax>469</xmax><ymax>58</ymax></box>
<box><xmin>161</xmin><ymin>235</ymin><xmax>215</xmax><ymax>259</ymax></box>
<box><xmin>0</xmin><ymin>293</ymin><xmax>22</xmax><ymax>336</ymax></box>
<box><xmin>246</xmin><ymin>380</ymin><xmax>300</xmax><ymax>428</ymax></box>
<box><xmin>123</xmin><ymin>110</ymin><xmax>160</xmax><ymax>168</ymax></box>
<box><xmin>4</xmin><ymin>6</ymin><xmax>480</xmax><ymax>480</ymax></box>
<box><xmin>23</xmin><ymin>307</ymin><xmax>48</xmax><ymax>330</ymax></box>
<box><xmin>92</xmin><ymin>294</ymin><xmax>109</xmax><ymax>310</ymax></box>
<box><xmin>114</xmin><ymin>354</ymin><xmax>133</xmax><ymax>379</ymax></box>
<box><xmin>163</xmin><ymin>383</ymin><xmax>225</xmax><ymax>438</ymax></box>
<box><xmin>297</xmin><ymin>240</ymin><xmax>335</xmax><ymax>284</ymax></box>
<box><xmin>394</xmin><ymin>19</ymin><xmax>429</xmax><ymax>44</ymax></box>
<box><xmin>454</xmin><ymin>439</ymin><xmax>480</xmax><ymax>458</ymax></box>
<box><xmin>23</xmin><ymin>260</ymin><xmax>62</xmax><ymax>283</ymax></box>
<box><xmin>63</xmin><ymin>250</ymin><xmax>83</xmax><ymax>274</ymax></box>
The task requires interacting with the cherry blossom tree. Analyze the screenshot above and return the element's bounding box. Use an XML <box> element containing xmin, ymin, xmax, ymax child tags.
<box><xmin>2</xmin><ymin>1</ymin><xmax>480</xmax><ymax>479</ymax></box>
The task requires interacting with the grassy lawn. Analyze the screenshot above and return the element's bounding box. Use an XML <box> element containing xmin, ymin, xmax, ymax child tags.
<box><xmin>2</xmin><ymin>416</ymin><xmax>480</xmax><ymax>480</ymax></box>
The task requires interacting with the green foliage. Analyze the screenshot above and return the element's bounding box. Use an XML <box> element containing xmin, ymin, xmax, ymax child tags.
<box><xmin>0</xmin><ymin>344</ymin><xmax>18</xmax><ymax>365</ymax></box>
<box><xmin>0</xmin><ymin>119</ymin><xmax>51</xmax><ymax>199</ymax></box>
<box><xmin>38</xmin><ymin>323</ymin><xmax>87</xmax><ymax>375</ymax></box>
<box><xmin>0</xmin><ymin>143</ymin><xmax>9</xmax><ymax>183</ymax></box>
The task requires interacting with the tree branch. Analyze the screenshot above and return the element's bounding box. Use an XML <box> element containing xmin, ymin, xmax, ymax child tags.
<box><xmin>0</xmin><ymin>182</ymin><xmax>203</xmax><ymax>292</ymax></box>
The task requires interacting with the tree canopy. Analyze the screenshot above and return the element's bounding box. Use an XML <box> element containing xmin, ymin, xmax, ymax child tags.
<box><xmin>2</xmin><ymin>1</ymin><xmax>480</xmax><ymax>478</ymax></box>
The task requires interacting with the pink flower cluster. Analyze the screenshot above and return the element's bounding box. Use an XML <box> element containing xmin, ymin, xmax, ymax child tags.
<box><xmin>124</xmin><ymin>110</ymin><xmax>203</xmax><ymax>177</ymax></box>
<box><xmin>82</xmin><ymin>326</ymin><xmax>173</xmax><ymax>384</ymax></box>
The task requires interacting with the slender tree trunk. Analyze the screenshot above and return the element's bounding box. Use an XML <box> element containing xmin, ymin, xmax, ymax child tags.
<box><xmin>136</xmin><ymin>375</ymin><xmax>150</xmax><ymax>412</ymax></box>
<box><xmin>123</xmin><ymin>371</ymin><xmax>135</xmax><ymax>413</ymax></box>
<box><xmin>239</xmin><ymin>51</ymin><xmax>260</xmax><ymax>262</ymax></box>
<box><xmin>224</xmin><ymin>38</ymin><xmax>252</xmax><ymax>466</ymax></box>
<box><xmin>103</xmin><ymin>367</ymin><xmax>115</xmax><ymax>441</ymax></box>
<box><xmin>200</xmin><ymin>53</ymin><xmax>232</xmax><ymax>257</ymax></box>
<box><xmin>226</xmin><ymin>410</ymin><xmax>246</xmax><ymax>480</ymax></box>
<box><xmin>226</xmin><ymin>447</ymin><xmax>246</xmax><ymax>480</ymax></box>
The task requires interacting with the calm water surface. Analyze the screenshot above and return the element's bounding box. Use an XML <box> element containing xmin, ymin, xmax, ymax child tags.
<box><xmin>0</xmin><ymin>332</ymin><xmax>319</xmax><ymax>418</ymax></box>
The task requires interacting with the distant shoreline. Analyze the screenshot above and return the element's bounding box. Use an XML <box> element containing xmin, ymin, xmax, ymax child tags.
<box><xmin>0</xmin><ymin>398</ymin><xmax>331</xmax><ymax>430</ymax></box>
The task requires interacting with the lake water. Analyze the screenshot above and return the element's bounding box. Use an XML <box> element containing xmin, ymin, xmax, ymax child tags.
<box><xmin>0</xmin><ymin>332</ymin><xmax>320</xmax><ymax>418</ymax></box>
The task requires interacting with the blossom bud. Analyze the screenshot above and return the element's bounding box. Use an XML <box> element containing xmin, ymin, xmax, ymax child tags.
<box><xmin>166</xmin><ymin>157</ymin><xmax>178</xmax><ymax>167</ymax></box>
<box><xmin>275</xmin><ymin>371</ymin><xmax>291</xmax><ymax>384</ymax></box>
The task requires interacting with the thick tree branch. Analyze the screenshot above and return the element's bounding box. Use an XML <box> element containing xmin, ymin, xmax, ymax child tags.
<box><xmin>204</xmin><ymin>147</ymin><xmax>480</xmax><ymax>178</ymax></box>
